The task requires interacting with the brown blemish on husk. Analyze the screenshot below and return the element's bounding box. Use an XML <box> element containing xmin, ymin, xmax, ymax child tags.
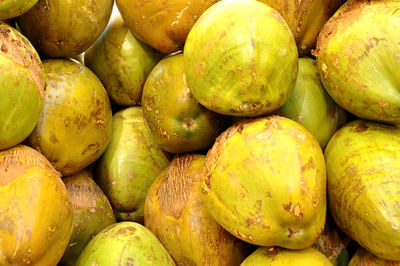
<box><xmin>327</xmin><ymin>107</ymin><xmax>336</xmax><ymax>119</ymax></box>
<box><xmin>231</xmin><ymin>228</ymin><xmax>254</xmax><ymax>242</ymax></box>
<box><xmin>0</xmin><ymin>22</ymin><xmax>45</xmax><ymax>98</ymax></box>
<box><xmin>287</xmin><ymin>227</ymin><xmax>302</xmax><ymax>238</ymax></box>
<box><xmin>81</xmin><ymin>143</ymin><xmax>100</xmax><ymax>155</ymax></box>
<box><xmin>269</xmin><ymin>0</ymin><xmax>340</xmax><ymax>54</ymax></box>
<box><xmin>315</xmin><ymin>0</ymin><xmax>367</xmax><ymax>56</ymax></box>
<box><xmin>1</xmin><ymin>43</ymin><xmax>7</xmax><ymax>53</ymax></box>
<box><xmin>261</xmin><ymin>247</ymin><xmax>279</xmax><ymax>257</ymax></box>
<box><xmin>115</xmin><ymin>226</ymin><xmax>137</xmax><ymax>237</ymax></box>
<box><xmin>283</xmin><ymin>202</ymin><xmax>303</xmax><ymax>220</ymax></box>
<box><xmin>359</xmin><ymin>37</ymin><xmax>387</xmax><ymax>60</ymax></box>
<box><xmin>158</xmin><ymin>154</ymin><xmax>199</xmax><ymax>219</ymax></box>
<box><xmin>301</xmin><ymin>157</ymin><xmax>316</xmax><ymax>172</ymax></box>
<box><xmin>50</xmin><ymin>134</ymin><xmax>59</xmax><ymax>144</ymax></box>
<box><xmin>354</xmin><ymin>122</ymin><xmax>368</xmax><ymax>133</ymax></box>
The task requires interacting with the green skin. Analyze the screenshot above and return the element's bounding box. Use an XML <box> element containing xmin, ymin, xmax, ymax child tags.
<box><xmin>145</xmin><ymin>154</ymin><xmax>252</xmax><ymax>265</ymax></box>
<box><xmin>316</xmin><ymin>0</ymin><xmax>400</xmax><ymax>124</ymax></box>
<box><xmin>85</xmin><ymin>15</ymin><xmax>163</xmax><ymax>106</ymax></box>
<box><xmin>348</xmin><ymin>248</ymin><xmax>400</xmax><ymax>266</ymax></box>
<box><xmin>312</xmin><ymin>214</ymin><xmax>356</xmax><ymax>266</ymax></box>
<box><xmin>95</xmin><ymin>107</ymin><xmax>170</xmax><ymax>223</ymax></box>
<box><xmin>27</xmin><ymin>59</ymin><xmax>113</xmax><ymax>176</ymax></box>
<box><xmin>16</xmin><ymin>0</ymin><xmax>113</xmax><ymax>57</ymax></box>
<box><xmin>184</xmin><ymin>0</ymin><xmax>298</xmax><ymax>117</ymax></box>
<box><xmin>142</xmin><ymin>53</ymin><xmax>227</xmax><ymax>154</ymax></box>
<box><xmin>0</xmin><ymin>0</ymin><xmax>38</xmax><ymax>20</ymax></box>
<box><xmin>241</xmin><ymin>247</ymin><xmax>333</xmax><ymax>265</ymax></box>
<box><xmin>75</xmin><ymin>222</ymin><xmax>176</xmax><ymax>265</ymax></box>
<box><xmin>277</xmin><ymin>57</ymin><xmax>346</xmax><ymax>149</ymax></box>
<box><xmin>60</xmin><ymin>170</ymin><xmax>116</xmax><ymax>266</ymax></box>
<box><xmin>203</xmin><ymin>116</ymin><xmax>326</xmax><ymax>248</ymax></box>
<box><xmin>325</xmin><ymin>120</ymin><xmax>400</xmax><ymax>260</ymax></box>
<box><xmin>0</xmin><ymin>22</ymin><xmax>45</xmax><ymax>150</ymax></box>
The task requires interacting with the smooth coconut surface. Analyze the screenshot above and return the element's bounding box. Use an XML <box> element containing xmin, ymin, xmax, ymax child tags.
<box><xmin>142</xmin><ymin>53</ymin><xmax>226</xmax><ymax>153</ymax></box>
<box><xmin>0</xmin><ymin>145</ymin><xmax>73</xmax><ymax>265</ymax></box>
<box><xmin>184</xmin><ymin>0</ymin><xmax>298</xmax><ymax>117</ymax></box>
<box><xmin>325</xmin><ymin>120</ymin><xmax>400</xmax><ymax>260</ymax></box>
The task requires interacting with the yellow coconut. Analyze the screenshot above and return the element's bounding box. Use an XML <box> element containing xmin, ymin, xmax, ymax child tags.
<box><xmin>115</xmin><ymin>0</ymin><xmax>219</xmax><ymax>53</ymax></box>
<box><xmin>202</xmin><ymin>116</ymin><xmax>326</xmax><ymax>248</ymax></box>
<box><xmin>27</xmin><ymin>58</ymin><xmax>113</xmax><ymax>176</ymax></box>
<box><xmin>0</xmin><ymin>145</ymin><xmax>73</xmax><ymax>265</ymax></box>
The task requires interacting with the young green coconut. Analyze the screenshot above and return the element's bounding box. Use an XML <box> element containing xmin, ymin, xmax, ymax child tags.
<box><xmin>142</xmin><ymin>53</ymin><xmax>227</xmax><ymax>153</ymax></box>
<box><xmin>145</xmin><ymin>154</ymin><xmax>252</xmax><ymax>265</ymax></box>
<box><xmin>0</xmin><ymin>22</ymin><xmax>45</xmax><ymax>150</ymax></box>
<box><xmin>85</xmin><ymin>14</ymin><xmax>163</xmax><ymax>107</ymax></box>
<box><xmin>75</xmin><ymin>222</ymin><xmax>176</xmax><ymax>265</ymax></box>
<box><xmin>95</xmin><ymin>107</ymin><xmax>170</xmax><ymax>222</ymax></box>
<box><xmin>0</xmin><ymin>0</ymin><xmax>38</xmax><ymax>20</ymax></box>
<box><xmin>184</xmin><ymin>0</ymin><xmax>298</xmax><ymax>117</ymax></box>
<box><xmin>276</xmin><ymin>57</ymin><xmax>346</xmax><ymax>149</ymax></box>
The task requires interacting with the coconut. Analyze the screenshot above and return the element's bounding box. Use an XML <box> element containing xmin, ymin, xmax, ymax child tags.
<box><xmin>325</xmin><ymin>120</ymin><xmax>400</xmax><ymax>260</ymax></box>
<box><xmin>115</xmin><ymin>0</ymin><xmax>218</xmax><ymax>53</ymax></box>
<box><xmin>259</xmin><ymin>0</ymin><xmax>341</xmax><ymax>55</ymax></box>
<box><xmin>0</xmin><ymin>22</ymin><xmax>45</xmax><ymax>150</ymax></box>
<box><xmin>17</xmin><ymin>0</ymin><xmax>113</xmax><ymax>57</ymax></box>
<box><xmin>27</xmin><ymin>58</ymin><xmax>113</xmax><ymax>176</ymax></box>
<box><xmin>142</xmin><ymin>53</ymin><xmax>226</xmax><ymax>153</ymax></box>
<box><xmin>202</xmin><ymin>116</ymin><xmax>326</xmax><ymax>248</ymax></box>
<box><xmin>315</xmin><ymin>0</ymin><xmax>400</xmax><ymax>123</ymax></box>
<box><xmin>277</xmin><ymin>57</ymin><xmax>346</xmax><ymax>148</ymax></box>
<box><xmin>85</xmin><ymin>15</ymin><xmax>163</xmax><ymax>107</ymax></box>
<box><xmin>0</xmin><ymin>145</ymin><xmax>73</xmax><ymax>265</ymax></box>
<box><xmin>60</xmin><ymin>169</ymin><xmax>116</xmax><ymax>266</ymax></box>
<box><xmin>95</xmin><ymin>107</ymin><xmax>170</xmax><ymax>222</ymax></box>
<box><xmin>348</xmin><ymin>248</ymin><xmax>400</xmax><ymax>266</ymax></box>
<box><xmin>184</xmin><ymin>0</ymin><xmax>298</xmax><ymax>116</ymax></box>
<box><xmin>145</xmin><ymin>154</ymin><xmax>252</xmax><ymax>265</ymax></box>
<box><xmin>75</xmin><ymin>222</ymin><xmax>176</xmax><ymax>265</ymax></box>
<box><xmin>0</xmin><ymin>0</ymin><xmax>38</xmax><ymax>20</ymax></box>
